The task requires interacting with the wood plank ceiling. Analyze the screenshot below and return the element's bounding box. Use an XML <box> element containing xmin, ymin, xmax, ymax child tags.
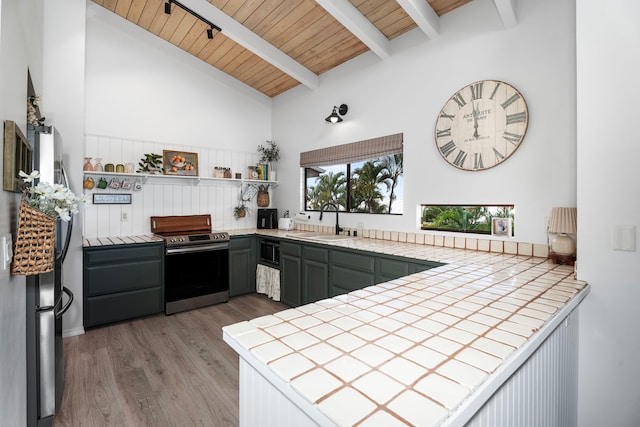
<box><xmin>92</xmin><ymin>0</ymin><xmax>487</xmax><ymax>98</ymax></box>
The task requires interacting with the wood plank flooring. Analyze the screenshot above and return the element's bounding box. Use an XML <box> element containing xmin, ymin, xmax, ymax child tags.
<box><xmin>53</xmin><ymin>294</ymin><xmax>287</xmax><ymax>427</ymax></box>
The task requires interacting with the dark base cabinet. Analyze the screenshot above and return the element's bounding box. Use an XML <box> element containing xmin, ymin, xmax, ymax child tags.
<box><xmin>279</xmin><ymin>240</ymin><xmax>444</xmax><ymax>308</ymax></box>
<box><xmin>229</xmin><ymin>236</ymin><xmax>257</xmax><ymax>297</ymax></box>
<box><xmin>83</xmin><ymin>242</ymin><xmax>164</xmax><ymax>328</ymax></box>
<box><xmin>280</xmin><ymin>241</ymin><xmax>302</xmax><ymax>307</ymax></box>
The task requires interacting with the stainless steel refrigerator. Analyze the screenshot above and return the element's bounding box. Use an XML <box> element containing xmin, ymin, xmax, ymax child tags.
<box><xmin>26</xmin><ymin>124</ymin><xmax>74</xmax><ymax>427</ymax></box>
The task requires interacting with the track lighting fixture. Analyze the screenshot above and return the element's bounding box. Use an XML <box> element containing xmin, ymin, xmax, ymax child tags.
<box><xmin>325</xmin><ymin>104</ymin><xmax>348</xmax><ymax>123</ymax></box>
<box><xmin>164</xmin><ymin>0</ymin><xmax>221</xmax><ymax>39</ymax></box>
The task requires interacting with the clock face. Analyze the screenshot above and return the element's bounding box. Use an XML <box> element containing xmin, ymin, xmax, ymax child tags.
<box><xmin>434</xmin><ymin>80</ymin><xmax>529</xmax><ymax>171</ymax></box>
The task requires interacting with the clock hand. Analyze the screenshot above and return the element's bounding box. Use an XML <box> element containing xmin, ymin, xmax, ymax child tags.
<box><xmin>472</xmin><ymin>102</ymin><xmax>480</xmax><ymax>140</ymax></box>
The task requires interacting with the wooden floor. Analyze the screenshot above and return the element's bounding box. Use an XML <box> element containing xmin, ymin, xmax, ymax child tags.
<box><xmin>54</xmin><ymin>294</ymin><xmax>287</xmax><ymax>427</ymax></box>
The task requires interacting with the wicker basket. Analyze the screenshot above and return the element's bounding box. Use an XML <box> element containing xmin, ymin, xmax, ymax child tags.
<box><xmin>257</xmin><ymin>191</ymin><xmax>270</xmax><ymax>207</ymax></box>
<box><xmin>11</xmin><ymin>200</ymin><xmax>56</xmax><ymax>276</ymax></box>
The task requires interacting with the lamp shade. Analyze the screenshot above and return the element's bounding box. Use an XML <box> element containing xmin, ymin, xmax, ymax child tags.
<box><xmin>548</xmin><ymin>207</ymin><xmax>577</xmax><ymax>234</ymax></box>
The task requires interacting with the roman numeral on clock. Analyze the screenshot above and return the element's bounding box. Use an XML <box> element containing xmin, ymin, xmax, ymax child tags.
<box><xmin>440</xmin><ymin>141</ymin><xmax>456</xmax><ymax>157</ymax></box>
<box><xmin>439</xmin><ymin>111</ymin><xmax>455</xmax><ymax>121</ymax></box>
<box><xmin>489</xmin><ymin>82</ymin><xmax>502</xmax><ymax>100</ymax></box>
<box><xmin>470</xmin><ymin>82</ymin><xmax>483</xmax><ymax>100</ymax></box>
<box><xmin>452</xmin><ymin>93</ymin><xmax>467</xmax><ymax>109</ymax></box>
<box><xmin>473</xmin><ymin>153</ymin><xmax>483</xmax><ymax>169</ymax></box>
<box><xmin>453</xmin><ymin>150</ymin><xmax>468</xmax><ymax>167</ymax></box>
<box><xmin>493</xmin><ymin>147</ymin><xmax>505</xmax><ymax>162</ymax></box>
<box><xmin>436</xmin><ymin>128</ymin><xmax>452</xmax><ymax>138</ymax></box>
<box><xmin>506</xmin><ymin>112</ymin><xmax>527</xmax><ymax>125</ymax></box>
<box><xmin>503</xmin><ymin>131</ymin><xmax>522</xmax><ymax>144</ymax></box>
<box><xmin>501</xmin><ymin>93</ymin><xmax>521</xmax><ymax>109</ymax></box>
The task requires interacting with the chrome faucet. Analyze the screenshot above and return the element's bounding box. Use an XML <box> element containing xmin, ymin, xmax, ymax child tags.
<box><xmin>320</xmin><ymin>202</ymin><xmax>344</xmax><ymax>235</ymax></box>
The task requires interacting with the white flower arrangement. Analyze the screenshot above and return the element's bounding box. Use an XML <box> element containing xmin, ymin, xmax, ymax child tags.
<box><xmin>19</xmin><ymin>170</ymin><xmax>84</xmax><ymax>222</ymax></box>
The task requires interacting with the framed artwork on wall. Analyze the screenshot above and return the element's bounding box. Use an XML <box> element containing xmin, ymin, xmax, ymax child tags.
<box><xmin>163</xmin><ymin>150</ymin><xmax>198</xmax><ymax>176</ymax></box>
<box><xmin>3</xmin><ymin>120</ymin><xmax>32</xmax><ymax>193</ymax></box>
<box><xmin>492</xmin><ymin>218</ymin><xmax>512</xmax><ymax>237</ymax></box>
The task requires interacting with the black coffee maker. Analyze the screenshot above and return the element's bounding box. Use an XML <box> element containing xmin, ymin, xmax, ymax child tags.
<box><xmin>257</xmin><ymin>208</ymin><xmax>278</xmax><ymax>229</ymax></box>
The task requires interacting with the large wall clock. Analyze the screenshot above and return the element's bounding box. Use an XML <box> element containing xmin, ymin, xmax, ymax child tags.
<box><xmin>434</xmin><ymin>80</ymin><xmax>529</xmax><ymax>171</ymax></box>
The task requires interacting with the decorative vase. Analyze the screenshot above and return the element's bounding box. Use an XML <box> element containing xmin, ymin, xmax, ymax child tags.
<box><xmin>83</xmin><ymin>157</ymin><xmax>93</xmax><ymax>172</ymax></box>
<box><xmin>93</xmin><ymin>158</ymin><xmax>104</xmax><ymax>172</ymax></box>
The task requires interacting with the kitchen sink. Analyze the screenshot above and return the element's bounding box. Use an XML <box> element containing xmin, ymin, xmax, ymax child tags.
<box><xmin>286</xmin><ymin>232</ymin><xmax>353</xmax><ymax>241</ymax></box>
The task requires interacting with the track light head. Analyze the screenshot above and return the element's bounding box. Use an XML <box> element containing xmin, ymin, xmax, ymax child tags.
<box><xmin>164</xmin><ymin>1</ymin><xmax>171</xmax><ymax>14</ymax></box>
<box><xmin>207</xmin><ymin>27</ymin><xmax>213</xmax><ymax>39</ymax></box>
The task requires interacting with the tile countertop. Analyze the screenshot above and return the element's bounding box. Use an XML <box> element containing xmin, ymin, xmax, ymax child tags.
<box><xmin>223</xmin><ymin>229</ymin><xmax>590</xmax><ymax>427</ymax></box>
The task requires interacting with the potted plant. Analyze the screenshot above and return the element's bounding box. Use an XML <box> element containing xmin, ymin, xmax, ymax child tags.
<box><xmin>257</xmin><ymin>140</ymin><xmax>280</xmax><ymax>163</ymax></box>
<box><xmin>137</xmin><ymin>153</ymin><xmax>163</xmax><ymax>174</ymax></box>
<box><xmin>257</xmin><ymin>140</ymin><xmax>280</xmax><ymax>180</ymax></box>
<box><xmin>234</xmin><ymin>205</ymin><xmax>248</xmax><ymax>219</ymax></box>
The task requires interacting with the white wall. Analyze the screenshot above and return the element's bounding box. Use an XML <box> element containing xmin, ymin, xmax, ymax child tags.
<box><xmin>576</xmin><ymin>1</ymin><xmax>640</xmax><ymax>426</ymax></box>
<box><xmin>82</xmin><ymin>2</ymin><xmax>273</xmax><ymax>237</ymax></box>
<box><xmin>272</xmin><ymin>0</ymin><xmax>576</xmax><ymax>246</ymax></box>
<box><xmin>0</xmin><ymin>0</ymin><xmax>43</xmax><ymax>424</ymax></box>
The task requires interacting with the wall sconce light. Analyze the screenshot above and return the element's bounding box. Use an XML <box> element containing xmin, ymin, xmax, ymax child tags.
<box><xmin>325</xmin><ymin>104</ymin><xmax>348</xmax><ymax>123</ymax></box>
<box><xmin>548</xmin><ymin>207</ymin><xmax>577</xmax><ymax>264</ymax></box>
<box><xmin>164</xmin><ymin>0</ymin><xmax>221</xmax><ymax>40</ymax></box>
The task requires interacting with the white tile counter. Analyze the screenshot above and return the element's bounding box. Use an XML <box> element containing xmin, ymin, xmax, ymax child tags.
<box><xmin>223</xmin><ymin>230</ymin><xmax>589</xmax><ymax>427</ymax></box>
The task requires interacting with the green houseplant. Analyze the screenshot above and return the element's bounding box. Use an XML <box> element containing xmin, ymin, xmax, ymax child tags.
<box><xmin>137</xmin><ymin>153</ymin><xmax>163</xmax><ymax>174</ymax></box>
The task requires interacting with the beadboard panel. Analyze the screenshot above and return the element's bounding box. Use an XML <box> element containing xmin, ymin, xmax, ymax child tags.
<box><xmin>83</xmin><ymin>134</ymin><xmax>264</xmax><ymax>238</ymax></box>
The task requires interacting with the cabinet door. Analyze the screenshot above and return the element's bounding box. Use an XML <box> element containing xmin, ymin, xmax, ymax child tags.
<box><xmin>375</xmin><ymin>256</ymin><xmax>411</xmax><ymax>283</ymax></box>
<box><xmin>229</xmin><ymin>237</ymin><xmax>256</xmax><ymax>297</ymax></box>
<box><xmin>303</xmin><ymin>258</ymin><xmax>328</xmax><ymax>304</ymax></box>
<box><xmin>280</xmin><ymin>253</ymin><xmax>301</xmax><ymax>307</ymax></box>
<box><xmin>280</xmin><ymin>241</ymin><xmax>302</xmax><ymax>307</ymax></box>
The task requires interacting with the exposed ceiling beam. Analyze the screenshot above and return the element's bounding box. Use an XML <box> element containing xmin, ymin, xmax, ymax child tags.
<box><xmin>396</xmin><ymin>0</ymin><xmax>440</xmax><ymax>39</ymax></box>
<box><xmin>493</xmin><ymin>0</ymin><xmax>518</xmax><ymax>28</ymax></box>
<box><xmin>180</xmin><ymin>0</ymin><xmax>319</xmax><ymax>90</ymax></box>
<box><xmin>315</xmin><ymin>0</ymin><xmax>391</xmax><ymax>60</ymax></box>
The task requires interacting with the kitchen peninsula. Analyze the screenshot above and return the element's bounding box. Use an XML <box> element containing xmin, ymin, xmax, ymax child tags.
<box><xmin>223</xmin><ymin>230</ymin><xmax>589</xmax><ymax>427</ymax></box>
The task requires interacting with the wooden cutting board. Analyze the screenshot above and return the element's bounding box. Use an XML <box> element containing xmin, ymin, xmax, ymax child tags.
<box><xmin>150</xmin><ymin>214</ymin><xmax>212</xmax><ymax>234</ymax></box>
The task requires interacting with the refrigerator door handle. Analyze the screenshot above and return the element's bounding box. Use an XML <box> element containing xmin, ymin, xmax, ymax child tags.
<box><xmin>57</xmin><ymin>166</ymin><xmax>73</xmax><ymax>264</ymax></box>
<box><xmin>56</xmin><ymin>286</ymin><xmax>74</xmax><ymax>318</ymax></box>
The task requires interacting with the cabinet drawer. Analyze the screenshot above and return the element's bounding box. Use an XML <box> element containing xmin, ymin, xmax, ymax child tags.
<box><xmin>303</xmin><ymin>246</ymin><xmax>329</xmax><ymax>263</ymax></box>
<box><xmin>331</xmin><ymin>249</ymin><xmax>375</xmax><ymax>273</ymax></box>
<box><xmin>281</xmin><ymin>241</ymin><xmax>301</xmax><ymax>257</ymax></box>
<box><xmin>230</xmin><ymin>236</ymin><xmax>254</xmax><ymax>250</ymax></box>
<box><xmin>85</xmin><ymin>243</ymin><xmax>163</xmax><ymax>264</ymax></box>
<box><xmin>86</xmin><ymin>259</ymin><xmax>163</xmax><ymax>296</ymax></box>
<box><xmin>85</xmin><ymin>287</ymin><xmax>163</xmax><ymax>327</ymax></box>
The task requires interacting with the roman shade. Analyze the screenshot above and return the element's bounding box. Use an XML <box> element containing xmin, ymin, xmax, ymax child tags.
<box><xmin>300</xmin><ymin>133</ymin><xmax>403</xmax><ymax>168</ymax></box>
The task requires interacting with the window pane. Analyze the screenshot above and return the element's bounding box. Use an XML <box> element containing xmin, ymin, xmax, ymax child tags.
<box><xmin>421</xmin><ymin>205</ymin><xmax>514</xmax><ymax>234</ymax></box>
<box><xmin>305</xmin><ymin>165</ymin><xmax>347</xmax><ymax>211</ymax></box>
<box><xmin>304</xmin><ymin>154</ymin><xmax>403</xmax><ymax>215</ymax></box>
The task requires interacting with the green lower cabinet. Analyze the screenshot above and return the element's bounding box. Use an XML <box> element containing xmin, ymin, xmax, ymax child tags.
<box><xmin>280</xmin><ymin>241</ymin><xmax>302</xmax><ymax>307</ymax></box>
<box><xmin>229</xmin><ymin>236</ymin><xmax>257</xmax><ymax>297</ymax></box>
<box><xmin>329</xmin><ymin>249</ymin><xmax>375</xmax><ymax>297</ymax></box>
<box><xmin>83</xmin><ymin>242</ymin><xmax>164</xmax><ymax>328</ymax></box>
<box><xmin>302</xmin><ymin>246</ymin><xmax>329</xmax><ymax>304</ymax></box>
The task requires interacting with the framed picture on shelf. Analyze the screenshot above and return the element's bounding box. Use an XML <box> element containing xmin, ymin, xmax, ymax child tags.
<box><xmin>491</xmin><ymin>218</ymin><xmax>512</xmax><ymax>237</ymax></box>
<box><xmin>163</xmin><ymin>150</ymin><xmax>198</xmax><ymax>176</ymax></box>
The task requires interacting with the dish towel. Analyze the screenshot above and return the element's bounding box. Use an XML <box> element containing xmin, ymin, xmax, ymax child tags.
<box><xmin>256</xmin><ymin>264</ymin><xmax>281</xmax><ymax>301</ymax></box>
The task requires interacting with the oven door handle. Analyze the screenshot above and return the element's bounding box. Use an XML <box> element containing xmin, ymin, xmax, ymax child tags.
<box><xmin>166</xmin><ymin>242</ymin><xmax>229</xmax><ymax>255</ymax></box>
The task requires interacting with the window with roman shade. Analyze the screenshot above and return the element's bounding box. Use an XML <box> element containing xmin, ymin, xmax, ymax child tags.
<box><xmin>301</xmin><ymin>133</ymin><xmax>404</xmax><ymax>214</ymax></box>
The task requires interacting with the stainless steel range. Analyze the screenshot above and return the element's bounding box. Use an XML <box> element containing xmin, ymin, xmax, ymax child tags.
<box><xmin>151</xmin><ymin>215</ymin><xmax>229</xmax><ymax>315</ymax></box>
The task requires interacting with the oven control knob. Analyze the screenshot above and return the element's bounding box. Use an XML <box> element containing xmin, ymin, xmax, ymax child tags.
<box><xmin>170</xmin><ymin>238</ymin><xmax>176</xmax><ymax>243</ymax></box>
<box><xmin>214</xmin><ymin>235</ymin><xmax>219</xmax><ymax>239</ymax></box>
<box><xmin>179</xmin><ymin>237</ymin><xmax>185</xmax><ymax>242</ymax></box>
